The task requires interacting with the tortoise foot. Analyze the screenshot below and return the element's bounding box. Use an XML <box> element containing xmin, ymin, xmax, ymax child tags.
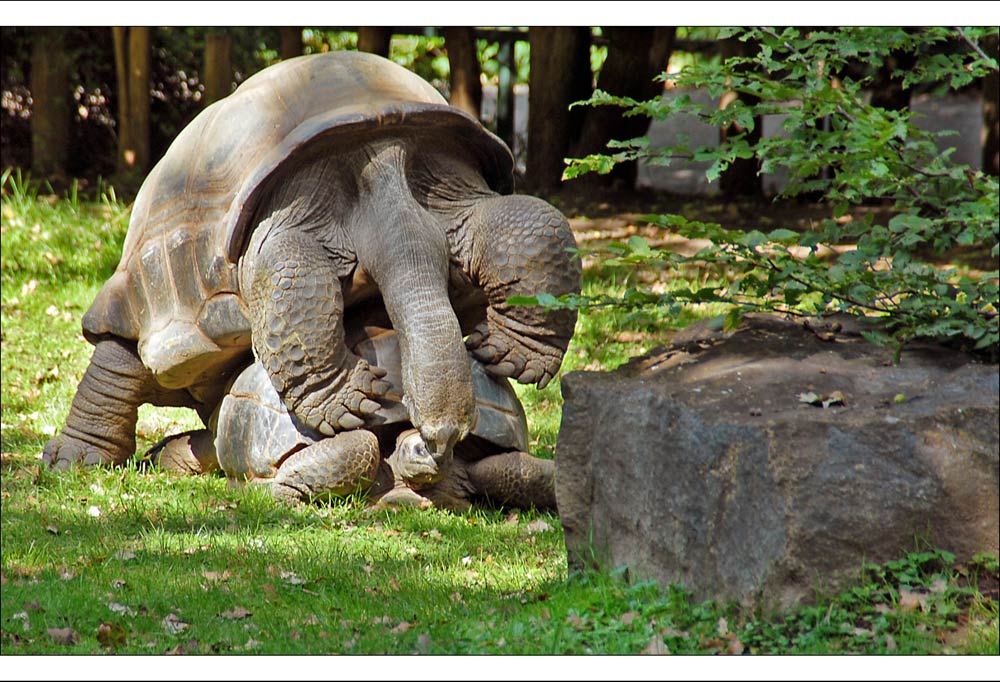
<box><xmin>42</xmin><ymin>434</ymin><xmax>127</xmax><ymax>469</ymax></box>
<box><xmin>465</xmin><ymin>308</ymin><xmax>565</xmax><ymax>390</ymax></box>
<box><xmin>289</xmin><ymin>357</ymin><xmax>393</xmax><ymax>435</ymax></box>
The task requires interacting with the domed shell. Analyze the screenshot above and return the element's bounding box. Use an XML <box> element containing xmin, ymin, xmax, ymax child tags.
<box><xmin>82</xmin><ymin>51</ymin><xmax>514</xmax><ymax>391</ymax></box>
<box><xmin>214</xmin><ymin>328</ymin><xmax>528</xmax><ymax>481</ymax></box>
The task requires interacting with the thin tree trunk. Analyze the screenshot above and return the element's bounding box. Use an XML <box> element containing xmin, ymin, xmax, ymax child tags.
<box><xmin>30</xmin><ymin>28</ymin><xmax>71</xmax><ymax>179</ymax></box>
<box><xmin>112</xmin><ymin>26</ymin><xmax>151</xmax><ymax>178</ymax></box>
<box><xmin>982</xmin><ymin>33</ymin><xmax>999</xmax><ymax>177</ymax></box>
<box><xmin>569</xmin><ymin>27</ymin><xmax>676</xmax><ymax>191</ymax></box>
<box><xmin>869</xmin><ymin>47</ymin><xmax>916</xmax><ymax>112</ymax></box>
<box><xmin>358</xmin><ymin>27</ymin><xmax>392</xmax><ymax>57</ymax></box>
<box><xmin>280</xmin><ymin>27</ymin><xmax>303</xmax><ymax>60</ymax></box>
<box><xmin>526</xmin><ymin>27</ymin><xmax>592</xmax><ymax>193</ymax></box>
<box><xmin>203</xmin><ymin>31</ymin><xmax>233</xmax><ymax>106</ymax></box>
<box><xmin>443</xmin><ymin>27</ymin><xmax>482</xmax><ymax>119</ymax></box>
<box><xmin>718</xmin><ymin>37</ymin><xmax>762</xmax><ymax>198</ymax></box>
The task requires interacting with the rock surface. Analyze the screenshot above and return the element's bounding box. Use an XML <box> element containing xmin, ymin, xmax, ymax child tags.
<box><xmin>555</xmin><ymin>314</ymin><xmax>999</xmax><ymax>611</ymax></box>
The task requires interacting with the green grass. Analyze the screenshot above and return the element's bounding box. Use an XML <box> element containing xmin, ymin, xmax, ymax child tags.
<box><xmin>2</xmin><ymin>172</ymin><xmax>997</xmax><ymax>658</ymax></box>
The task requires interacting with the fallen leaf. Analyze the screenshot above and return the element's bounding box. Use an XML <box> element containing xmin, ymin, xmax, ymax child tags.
<box><xmin>929</xmin><ymin>577</ymin><xmax>948</xmax><ymax>594</ymax></box>
<box><xmin>822</xmin><ymin>390</ymin><xmax>846</xmax><ymax>408</ymax></box>
<box><xmin>724</xmin><ymin>633</ymin><xmax>745</xmax><ymax>655</ymax></box>
<box><xmin>565</xmin><ymin>613</ymin><xmax>584</xmax><ymax>628</ymax></box>
<box><xmin>302</xmin><ymin>614</ymin><xmax>320</xmax><ymax>626</ymax></box>
<box><xmin>290</xmin><ymin>629</ymin><xmax>301</xmax><ymax>640</ymax></box>
<box><xmin>449</xmin><ymin>592</ymin><xmax>465</xmax><ymax>605</ymax></box>
<box><xmin>388</xmin><ymin>577</ymin><xmax>401</xmax><ymax>592</ymax></box>
<box><xmin>244</xmin><ymin>637</ymin><xmax>261</xmax><ymax>650</ymax></box>
<box><xmin>108</xmin><ymin>602</ymin><xmax>135</xmax><ymax>616</ymax></box>
<box><xmin>97</xmin><ymin>622</ymin><xmax>127</xmax><ymax>649</ymax></box>
<box><xmin>461</xmin><ymin>556</ymin><xmax>473</xmax><ymax>566</ymax></box>
<box><xmin>372</xmin><ymin>615</ymin><xmax>392</xmax><ymax>625</ymax></box>
<box><xmin>45</xmin><ymin>525</ymin><xmax>59</xmax><ymax>535</ymax></box>
<box><xmin>873</xmin><ymin>603</ymin><xmax>893</xmax><ymax>615</ymax></box>
<box><xmin>505</xmin><ymin>512</ymin><xmax>520</xmax><ymax>525</ymax></box>
<box><xmin>416</xmin><ymin>632</ymin><xmax>431</xmax><ymax>654</ymax></box>
<box><xmin>885</xmin><ymin>634</ymin><xmax>897</xmax><ymax>651</ymax></box>
<box><xmin>640</xmin><ymin>635</ymin><xmax>670</xmax><ymax>655</ymax></box>
<box><xmin>422</xmin><ymin>528</ymin><xmax>442</xmax><ymax>540</ymax></box>
<box><xmin>279</xmin><ymin>570</ymin><xmax>305</xmax><ymax>585</ymax></box>
<box><xmin>899</xmin><ymin>589</ymin><xmax>928</xmax><ymax>613</ymax></box>
<box><xmin>161</xmin><ymin>613</ymin><xmax>189</xmax><ymax>635</ymax></box>
<box><xmin>717</xmin><ymin>616</ymin><xmax>729</xmax><ymax>637</ymax></box>
<box><xmin>47</xmin><ymin>627</ymin><xmax>80</xmax><ymax>645</ymax></box>
<box><xmin>113</xmin><ymin>550</ymin><xmax>136</xmax><ymax>561</ymax></box>
<box><xmin>202</xmin><ymin>570</ymin><xmax>231</xmax><ymax>584</ymax></box>
<box><xmin>620</xmin><ymin>611</ymin><xmax>639</xmax><ymax>626</ymax></box>
<box><xmin>86</xmin><ymin>505</ymin><xmax>101</xmax><ymax>517</ymax></box>
<box><xmin>522</xmin><ymin>519</ymin><xmax>553</xmax><ymax>535</ymax></box>
<box><xmin>219</xmin><ymin>606</ymin><xmax>252</xmax><ymax>620</ymax></box>
<box><xmin>798</xmin><ymin>391</ymin><xmax>822</xmax><ymax>405</ymax></box>
<box><xmin>390</xmin><ymin>621</ymin><xmax>412</xmax><ymax>634</ymax></box>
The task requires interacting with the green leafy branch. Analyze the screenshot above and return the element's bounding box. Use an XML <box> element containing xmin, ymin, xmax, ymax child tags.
<box><xmin>548</xmin><ymin>26</ymin><xmax>1000</xmax><ymax>359</ymax></box>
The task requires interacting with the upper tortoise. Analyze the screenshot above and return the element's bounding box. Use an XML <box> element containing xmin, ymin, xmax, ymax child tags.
<box><xmin>43</xmin><ymin>51</ymin><xmax>581</xmax><ymax>470</ymax></box>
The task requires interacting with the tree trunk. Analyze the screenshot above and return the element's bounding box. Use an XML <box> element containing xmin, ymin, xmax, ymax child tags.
<box><xmin>280</xmin><ymin>27</ymin><xmax>303</xmax><ymax>60</ymax></box>
<box><xmin>718</xmin><ymin>37</ymin><xmax>762</xmax><ymax>198</ymax></box>
<box><xmin>443</xmin><ymin>27</ymin><xmax>481</xmax><ymax>119</ymax></box>
<box><xmin>358</xmin><ymin>27</ymin><xmax>392</xmax><ymax>57</ymax></box>
<box><xmin>982</xmin><ymin>33</ymin><xmax>999</xmax><ymax>177</ymax></box>
<box><xmin>112</xmin><ymin>26</ymin><xmax>151</xmax><ymax>179</ymax></box>
<box><xmin>525</xmin><ymin>27</ymin><xmax>592</xmax><ymax>193</ymax></box>
<box><xmin>869</xmin><ymin>47</ymin><xmax>917</xmax><ymax>112</ymax></box>
<box><xmin>569</xmin><ymin>27</ymin><xmax>676</xmax><ymax>192</ymax></box>
<box><xmin>203</xmin><ymin>31</ymin><xmax>233</xmax><ymax>106</ymax></box>
<box><xmin>30</xmin><ymin>28</ymin><xmax>71</xmax><ymax>179</ymax></box>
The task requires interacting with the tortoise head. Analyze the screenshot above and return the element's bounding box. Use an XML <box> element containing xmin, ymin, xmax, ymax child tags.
<box><xmin>388</xmin><ymin>428</ymin><xmax>453</xmax><ymax>488</ymax></box>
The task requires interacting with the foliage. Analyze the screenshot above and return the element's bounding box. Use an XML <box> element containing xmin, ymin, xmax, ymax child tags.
<box><xmin>555</xmin><ymin>26</ymin><xmax>1000</xmax><ymax>359</ymax></box>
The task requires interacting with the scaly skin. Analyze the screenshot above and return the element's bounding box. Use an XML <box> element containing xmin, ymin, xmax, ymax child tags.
<box><xmin>458</xmin><ymin>194</ymin><xmax>581</xmax><ymax>389</ymax></box>
<box><xmin>244</xmin><ymin>224</ymin><xmax>391</xmax><ymax>435</ymax></box>
<box><xmin>43</xmin><ymin>338</ymin><xmax>195</xmax><ymax>469</ymax></box>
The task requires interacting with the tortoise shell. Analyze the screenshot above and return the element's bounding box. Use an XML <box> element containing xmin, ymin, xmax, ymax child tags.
<box><xmin>214</xmin><ymin>327</ymin><xmax>529</xmax><ymax>482</ymax></box>
<box><xmin>82</xmin><ymin>51</ymin><xmax>514</xmax><ymax>394</ymax></box>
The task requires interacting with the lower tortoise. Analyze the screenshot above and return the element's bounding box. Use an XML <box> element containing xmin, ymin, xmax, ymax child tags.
<box><xmin>43</xmin><ymin>51</ymin><xmax>580</xmax><ymax>470</ymax></box>
<box><xmin>151</xmin><ymin>323</ymin><xmax>555</xmax><ymax>510</ymax></box>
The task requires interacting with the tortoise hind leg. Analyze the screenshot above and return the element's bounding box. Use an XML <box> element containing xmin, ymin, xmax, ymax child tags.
<box><xmin>43</xmin><ymin>337</ymin><xmax>192</xmax><ymax>469</ymax></box>
<box><xmin>465</xmin><ymin>451</ymin><xmax>556</xmax><ymax>510</ymax></box>
<box><xmin>261</xmin><ymin>429</ymin><xmax>385</xmax><ymax>505</ymax></box>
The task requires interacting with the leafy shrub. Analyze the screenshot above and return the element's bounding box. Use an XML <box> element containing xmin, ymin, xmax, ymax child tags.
<box><xmin>548</xmin><ymin>27</ymin><xmax>999</xmax><ymax>360</ymax></box>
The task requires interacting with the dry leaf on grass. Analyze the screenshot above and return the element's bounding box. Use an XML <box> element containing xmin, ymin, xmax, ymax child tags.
<box><xmin>898</xmin><ymin>589</ymin><xmax>929</xmax><ymax>613</ymax></box>
<box><xmin>96</xmin><ymin>622</ymin><xmax>127</xmax><ymax>649</ymax></box>
<box><xmin>48</xmin><ymin>627</ymin><xmax>80</xmax><ymax>645</ymax></box>
<box><xmin>521</xmin><ymin>519</ymin><xmax>553</xmax><ymax>535</ymax></box>
<box><xmin>202</xmin><ymin>570</ymin><xmax>231</xmax><ymax>584</ymax></box>
<box><xmin>161</xmin><ymin>613</ymin><xmax>189</xmax><ymax>634</ymax></box>
<box><xmin>219</xmin><ymin>606</ymin><xmax>252</xmax><ymax>620</ymax></box>
<box><xmin>640</xmin><ymin>635</ymin><xmax>670</xmax><ymax>655</ymax></box>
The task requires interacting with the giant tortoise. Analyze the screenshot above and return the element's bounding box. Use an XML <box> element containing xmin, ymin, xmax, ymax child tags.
<box><xmin>43</xmin><ymin>51</ymin><xmax>580</xmax><ymax>470</ymax></box>
<box><xmin>152</xmin><ymin>322</ymin><xmax>556</xmax><ymax>510</ymax></box>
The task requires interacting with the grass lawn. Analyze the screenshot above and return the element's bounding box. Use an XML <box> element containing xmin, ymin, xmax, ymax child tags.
<box><xmin>1</xmin><ymin>172</ymin><xmax>997</xmax><ymax>666</ymax></box>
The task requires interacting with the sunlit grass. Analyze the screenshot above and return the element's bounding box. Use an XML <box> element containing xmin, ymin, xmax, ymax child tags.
<box><xmin>2</xmin><ymin>174</ymin><xmax>996</xmax><ymax>657</ymax></box>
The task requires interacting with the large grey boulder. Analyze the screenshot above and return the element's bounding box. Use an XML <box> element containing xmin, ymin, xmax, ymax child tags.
<box><xmin>555</xmin><ymin>314</ymin><xmax>999</xmax><ymax>611</ymax></box>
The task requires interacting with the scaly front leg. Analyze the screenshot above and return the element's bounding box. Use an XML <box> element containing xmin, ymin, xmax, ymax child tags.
<box><xmin>245</xmin><ymin>227</ymin><xmax>390</xmax><ymax>435</ymax></box>
<box><xmin>459</xmin><ymin>195</ymin><xmax>581</xmax><ymax>389</ymax></box>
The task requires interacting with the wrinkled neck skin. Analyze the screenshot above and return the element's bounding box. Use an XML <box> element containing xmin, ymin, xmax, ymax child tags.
<box><xmin>352</xmin><ymin>140</ymin><xmax>477</xmax><ymax>458</ymax></box>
